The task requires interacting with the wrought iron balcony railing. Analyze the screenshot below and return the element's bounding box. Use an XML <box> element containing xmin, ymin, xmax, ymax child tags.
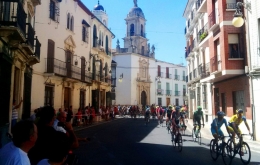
<box><xmin>157</xmin><ymin>89</ymin><xmax>164</xmax><ymax>95</ymax></box>
<box><xmin>166</xmin><ymin>90</ymin><xmax>172</xmax><ymax>95</ymax></box>
<box><xmin>34</xmin><ymin>36</ymin><xmax>41</xmax><ymax>59</ymax></box>
<box><xmin>174</xmin><ymin>75</ymin><xmax>180</xmax><ymax>80</ymax></box>
<box><xmin>174</xmin><ymin>91</ymin><xmax>180</xmax><ymax>96</ymax></box>
<box><xmin>46</xmin><ymin>58</ymin><xmax>67</xmax><ymax>76</ymax></box>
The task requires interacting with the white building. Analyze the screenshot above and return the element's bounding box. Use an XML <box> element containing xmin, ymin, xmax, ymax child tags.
<box><xmin>245</xmin><ymin>0</ymin><xmax>260</xmax><ymax>140</ymax></box>
<box><xmin>113</xmin><ymin>1</ymin><xmax>187</xmax><ymax>108</ymax></box>
<box><xmin>31</xmin><ymin>0</ymin><xmax>114</xmax><ymax>112</ymax></box>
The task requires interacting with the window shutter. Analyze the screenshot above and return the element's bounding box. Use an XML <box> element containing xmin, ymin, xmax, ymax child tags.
<box><xmin>47</xmin><ymin>40</ymin><xmax>55</xmax><ymax>73</ymax></box>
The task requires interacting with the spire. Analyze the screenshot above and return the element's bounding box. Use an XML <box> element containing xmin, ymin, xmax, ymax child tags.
<box><xmin>133</xmin><ymin>0</ymin><xmax>138</xmax><ymax>7</ymax></box>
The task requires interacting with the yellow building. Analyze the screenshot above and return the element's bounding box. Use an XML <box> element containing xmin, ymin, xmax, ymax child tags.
<box><xmin>0</xmin><ymin>0</ymin><xmax>41</xmax><ymax>147</ymax></box>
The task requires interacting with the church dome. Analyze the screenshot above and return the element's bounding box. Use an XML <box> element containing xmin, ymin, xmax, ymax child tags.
<box><xmin>94</xmin><ymin>1</ymin><xmax>104</xmax><ymax>11</ymax></box>
<box><xmin>128</xmin><ymin>7</ymin><xmax>145</xmax><ymax>18</ymax></box>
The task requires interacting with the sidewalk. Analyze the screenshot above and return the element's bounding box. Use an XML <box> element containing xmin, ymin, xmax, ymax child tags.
<box><xmin>185</xmin><ymin>119</ymin><xmax>260</xmax><ymax>153</ymax></box>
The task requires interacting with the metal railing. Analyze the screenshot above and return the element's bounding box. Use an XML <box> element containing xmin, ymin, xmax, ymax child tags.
<box><xmin>201</xmin><ymin>62</ymin><xmax>210</xmax><ymax>78</ymax></box>
<box><xmin>208</xmin><ymin>9</ymin><xmax>216</xmax><ymax>29</ymax></box>
<box><xmin>26</xmin><ymin>23</ymin><xmax>35</xmax><ymax>48</ymax></box>
<box><xmin>71</xmin><ymin>65</ymin><xmax>81</xmax><ymax>80</ymax></box>
<box><xmin>226</xmin><ymin>3</ymin><xmax>237</xmax><ymax>9</ymax></box>
<box><xmin>128</xmin><ymin>32</ymin><xmax>146</xmax><ymax>38</ymax></box>
<box><xmin>166</xmin><ymin>90</ymin><xmax>172</xmax><ymax>95</ymax></box>
<box><xmin>0</xmin><ymin>1</ymin><xmax>27</xmax><ymax>37</ymax></box>
<box><xmin>85</xmin><ymin>71</ymin><xmax>92</xmax><ymax>83</ymax></box>
<box><xmin>174</xmin><ymin>75</ymin><xmax>180</xmax><ymax>80</ymax></box>
<box><xmin>183</xmin><ymin>90</ymin><xmax>186</xmax><ymax>96</ymax></box>
<box><xmin>182</xmin><ymin>76</ymin><xmax>186</xmax><ymax>81</ymax></box>
<box><xmin>158</xmin><ymin>72</ymin><xmax>164</xmax><ymax>78</ymax></box>
<box><xmin>46</xmin><ymin>58</ymin><xmax>67</xmax><ymax>76</ymax></box>
<box><xmin>198</xmin><ymin>23</ymin><xmax>208</xmax><ymax>43</ymax></box>
<box><xmin>157</xmin><ymin>89</ymin><xmax>164</xmax><ymax>95</ymax></box>
<box><xmin>174</xmin><ymin>91</ymin><xmax>180</xmax><ymax>96</ymax></box>
<box><xmin>166</xmin><ymin>73</ymin><xmax>172</xmax><ymax>79</ymax></box>
<box><xmin>34</xmin><ymin>36</ymin><xmax>41</xmax><ymax>59</ymax></box>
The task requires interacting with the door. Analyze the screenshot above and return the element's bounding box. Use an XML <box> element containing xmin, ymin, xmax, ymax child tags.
<box><xmin>214</xmin><ymin>88</ymin><xmax>220</xmax><ymax>115</ymax></box>
<box><xmin>64</xmin><ymin>87</ymin><xmax>71</xmax><ymax>109</ymax></box>
<box><xmin>166</xmin><ymin>82</ymin><xmax>170</xmax><ymax>95</ymax></box>
<box><xmin>166</xmin><ymin>98</ymin><xmax>170</xmax><ymax>106</ymax></box>
<box><xmin>47</xmin><ymin>39</ymin><xmax>55</xmax><ymax>73</ymax></box>
<box><xmin>66</xmin><ymin>51</ymin><xmax>72</xmax><ymax>78</ymax></box>
<box><xmin>44</xmin><ymin>86</ymin><xmax>54</xmax><ymax>106</ymax></box>
<box><xmin>92</xmin><ymin>90</ymin><xmax>99</xmax><ymax>113</ymax></box>
<box><xmin>106</xmin><ymin>92</ymin><xmax>111</xmax><ymax>107</ymax></box>
<box><xmin>141</xmin><ymin>91</ymin><xmax>146</xmax><ymax>107</ymax></box>
<box><xmin>175</xmin><ymin>98</ymin><xmax>179</xmax><ymax>106</ymax></box>
<box><xmin>79</xmin><ymin>90</ymin><xmax>85</xmax><ymax>109</ymax></box>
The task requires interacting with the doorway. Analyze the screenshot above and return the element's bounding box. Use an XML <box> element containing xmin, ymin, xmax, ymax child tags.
<box><xmin>166</xmin><ymin>98</ymin><xmax>170</xmax><ymax>106</ymax></box>
<box><xmin>64</xmin><ymin>87</ymin><xmax>71</xmax><ymax>109</ymax></box>
<box><xmin>141</xmin><ymin>91</ymin><xmax>146</xmax><ymax>107</ymax></box>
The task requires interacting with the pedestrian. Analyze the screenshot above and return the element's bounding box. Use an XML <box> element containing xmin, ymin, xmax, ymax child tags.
<box><xmin>11</xmin><ymin>98</ymin><xmax>23</xmax><ymax>128</ymax></box>
<box><xmin>0</xmin><ymin>120</ymin><xmax>38</xmax><ymax>165</ymax></box>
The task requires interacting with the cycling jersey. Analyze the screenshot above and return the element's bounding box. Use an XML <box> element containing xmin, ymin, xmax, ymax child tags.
<box><xmin>145</xmin><ymin>108</ymin><xmax>150</xmax><ymax>115</ymax></box>
<box><xmin>211</xmin><ymin>118</ymin><xmax>228</xmax><ymax>129</ymax></box>
<box><xmin>167</xmin><ymin>109</ymin><xmax>172</xmax><ymax>115</ymax></box>
<box><xmin>228</xmin><ymin>115</ymin><xmax>246</xmax><ymax>127</ymax></box>
<box><xmin>193</xmin><ymin>110</ymin><xmax>203</xmax><ymax>120</ymax></box>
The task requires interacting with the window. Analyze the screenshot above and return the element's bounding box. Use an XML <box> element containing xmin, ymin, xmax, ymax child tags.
<box><xmin>183</xmin><ymin>85</ymin><xmax>186</xmax><ymax>96</ymax></box>
<box><xmin>141</xmin><ymin>46</ymin><xmax>144</xmax><ymax>55</ymax></box>
<box><xmin>157</xmin><ymin>65</ymin><xmax>161</xmax><ymax>77</ymax></box>
<box><xmin>130</xmin><ymin>24</ymin><xmax>134</xmax><ymax>36</ymax></box>
<box><xmin>158</xmin><ymin>98</ymin><xmax>162</xmax><ymax>106</ymax></box>
<box><xmin>67</xmin><ymin>13</ymin><xmax>70</xmax><ymax>29</ymax></box>
<box><xmin>157</xmin><ymin>81</ymin><xmax>161</xmax><ymax>89</ymax></box>
<box><xmin>175</xmin><ymin>98</ymin><xmax>179</xmax><ymax>106</ymax></box>
<box><xmin>44</xmin><ymin>86</ymin><xmax>54</xmax><ymax>106</ymax></box>
<box><xmin>82</xmin><ymin>20</ymin><xmax>90</xmax><ymax>43</ymax></box>
<box><xmin>166</xmin><ymin>83</ymin><xmax>170</xmax><ymax>95</ymax></box>
<box><xmin>175</xmin><ymin>84</ymin><xmax>179</xmax><ymax>96</ymax></box>
<box><xmin>70</xmin><ymin>16</ymin><xmax>74</xmax><ymax>31</ymax></box>
<box><xmin>105</xmin><ymin>35</ymin><xmax>109</xmax><ymax>55</ymax></box>
<box><xmin>166</xmin><ymin>67</ymin><xmax>169</xmax><ymax>78</ymax></box>
<box><xmin>197</xmin><ymin>86</ymin><xmax>201</xmax><ymax>106</ymax></box>
<box><xmin>93</xmin><ymin>25</ymin><xmax>97</xmax><ymax>47</ymax></box>
<box><xmin>49</xmin><ymin>0</ymin><xmax>59</xmax><ymax>22</ymax></box>
<box><xmin>174</xmin><ymin>69</ymin><xmax>179</xmax><ymax>80</ymax></box>
<box><xmin>79</xmin><ymin>90</ymin><xmax>85</xmax><ymax>109</ymax></box>
<box><xmin>141</xmin><ymin>24</ymin><xmax>143</xmax><ymax>36</ymax></box>
<box><xmin>228</xmin><ymin>34</ymin><xmax>241</xmax><ymax>58</ymax></box>
<box><xmin>202</xmin><ymin>84</ymin><xmax>207</xmax><ymax>109</ymax></box>
<box><xmin>183</xmin><ymin>71</ymin><xmax>185</xmax><ymax>81</ymax></box>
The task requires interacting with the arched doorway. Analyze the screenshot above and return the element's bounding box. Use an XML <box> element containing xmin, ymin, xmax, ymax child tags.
<box><xmin>141</xmin><ymin>91</ymin><xmax>146</xmax><ymax>107</ymax></box>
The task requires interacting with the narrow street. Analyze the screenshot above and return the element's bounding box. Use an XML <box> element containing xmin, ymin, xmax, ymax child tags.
<box><xmin>74</xmin><ymin>117</ymin><xmax>260</xmax><ymax>165</ymax></box>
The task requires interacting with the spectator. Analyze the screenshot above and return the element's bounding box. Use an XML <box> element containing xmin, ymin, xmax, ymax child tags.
<box><xmin>0</xmin><ymin>120</ymin><xmax>37</xmax><ymax>165</ymax></box>
<box><xmin>56</xmin><ymin>108</ymin><xmax>62</xmax><ymax>116</ymax></box>
<box><xmin>66</xmin><ymin>106</ymin><xmax>73</xmax><ymax>123</ymax></box>
<box><xmin>11</xmin><ymin>98</ymin><xmax>23</xmax><ymax>128</ymax></box>
<box><xmin>28</xmin><ymin>106</ymin><xmax>70</xmax><ymax>165</ymax></box>
<box><xmin>76</xmin><ymin>108</ymin><xmax>82</xmax><ymax>127</ymax></box>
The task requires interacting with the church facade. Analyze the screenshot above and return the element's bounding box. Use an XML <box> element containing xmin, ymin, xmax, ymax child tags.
<box><xmin>113</xmin><ymin>1</ymin><xmax>187</xmax><ymax>107</ymax></box>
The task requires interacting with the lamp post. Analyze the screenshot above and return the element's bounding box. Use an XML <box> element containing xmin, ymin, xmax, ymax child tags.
<box><xmin>232</xmin><ymin>1</ymin><xmax>255</xmax><ymax>140</ymax></box>
<box><xmin>232</xmin><ymin>2</ymin><xmax>251</xmax><ymax>27</ymax></box>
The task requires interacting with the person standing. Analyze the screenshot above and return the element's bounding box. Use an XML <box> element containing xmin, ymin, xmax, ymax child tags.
<box><xmin>12</xmin><ymin>98</ymin><xmax>23</xmax><ymax>128</ymax></box>
<box><xmin>66</xmin><ymin>106</ymin><xmax>73</xmax><ymax>123</ymax></box>
<box><xmin>0</xmin><ymin>120</ymin><xmax>38</xmax><ymax>165</ymax></box>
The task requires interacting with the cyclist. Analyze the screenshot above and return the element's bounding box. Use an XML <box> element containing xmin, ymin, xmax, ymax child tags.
<box><xmin>171</xmin><ymin>106</ymin><xmax>181</xmax><ymax>141</ymax></box>
<box><xmin>156</xmin><ymin>105</ymin><xmax>164</xmax><ymax>125</ymax></box>
<box><xmin>144</xmin><ymin>106</ymin><xmax>150</xmax><ymax>124</ymax></box>
<box><xmin>211</xmin><ymin>111</ymin><xmax>230</xmax><ymax>143</ymax></box>
<box><xmin>228</xmin><ymin>109</ymin><xmax>251</xmax><ymax>141</ymax></box>
<box><xmin>180</xmin><ymin>107</ymin><xmax>186</xmax><ymax>126</ymax></box>
<box><xmin>193</xmin><ymin>106</ymin><xmax>204</xmax><ymax>137</ymax></box>
<box><xmin>166</xmin><ymin>105</ymin><xmax>173</xmax><ymax>125</ymax></box>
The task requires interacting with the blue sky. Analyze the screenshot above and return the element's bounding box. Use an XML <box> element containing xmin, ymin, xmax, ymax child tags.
<box><xmin>82</xmin><ymin>0</ymin><xmax>187</xmax><ymax>65</ymax></box>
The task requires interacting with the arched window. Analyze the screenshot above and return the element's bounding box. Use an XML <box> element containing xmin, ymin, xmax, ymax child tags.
<box><xmin>70</xmin><ymin>16</ymin><xmax>74</xmax><ymax>31</ymax></box>
<box><xmin>130</xmin><ymin>24</ymin><xmax>134</xmax><ymax>36</ymax></box>
<box><xmin>105</xmin><ymin>35</ymin><xmax>109</xmax><ymax>55</ymax></box>
<box><xmin>141</xmin><ymin>24</ymin><xmax>143</xmax><ymax>37</ymax></box>
<box><xmin>67</xmin><ymin>13</ymin><xmax>70</xmax><ymax>29</ymax></box>
<box><xmin>93</xmin><ymin>25</ymin><xmax>97</xmax><ymax>47</ymax></box>
<box><xmin>99</xmin><ymin>31</ymin><xmax>101</xmax><ymax>46</ymax></box>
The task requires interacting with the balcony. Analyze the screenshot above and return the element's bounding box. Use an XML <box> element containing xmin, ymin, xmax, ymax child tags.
<box><xmin>174</xmin><ymin>91</ymin><xmax>180</xmax><ymax>96</ymax></box>
<box><xmin>157</xmin><ymin>72</ymin><xmax>164</xmax><ymax>78</ymax></box>
<box><xmin>85</xmin><ymin>71</ymin><xmax>92</xmax><ymax>84</ymax></box>
<box><xmin>128</xmin><ymin>32</ymin><xmax>146</xmax><ymax>38</ymax></box>
<box><xmin>71</xmin><ymin>65</ymin><xmax>81</xmax><ymax>80</ymax></box>
<box><xmin>198</xmin><ymin>63</ymin><xmax>210</xmax><ymax>79</ymax></box>
<box><xmin>166</xmin><ymin>90</ymin><xmax>172</xmax><ymax>95</ymax></box>
<box><xmin>174</xmin><ymin>75</ymin><xmax>180</xmax><ymax>80</ymax></box>
<box><xmin>196</xmin><ymin>0</ymin><xmax>207</xmax><ymax>13</ymax></box>
<box><xmin>166</xmin><ymin>73</ymin><xmax>172</xmax><ymax>79</ymax></box>
<box><xmin>157</xmin><ymin>89</ymin><xmax>164</xmax><ymax>95</ymax></box>
<box><xmin>182</xmin><ymin>76</ymin><xmax>186</xmax><ymax>81</ymax></box>
<box><xmin>46</xmin><ymin>58</ymin><xmax>67</xmax><ymax>76</ymax></box>
<box><xmin>0</xmin><ymin>1</ymin><xmax>26</xmax><ymax>41</ymax></box>
<box><xmin>208</xmin><ymin>9</ymin><xmax>219</xmax><ymax>32</ymax></box>
<box><xmin>22</xmin><ymin>23</ymin><xmax>35</xmax><ymax>55</ymax></box>
<box><xmin>226</xmin><ymin>3</ymin><xmax>236</xmax><ymax>10</ymax></box>
<box><xmin>183</xmin><ymin>90</ymin><xmax>186</xmax><ymax>96</ymax></box>
<box><xmin>28</xmin><ymin>36</ymin><xmax>41</xmax><ymax>65</ymax></box>
<box><xmin>94</xmin><ymin>72</ymin><xmax>100</xmax><ymax>81</ymax></box>
<box><xmin>198</xmin><ymin>23</ymin><xmax>209</xmax><ymax>47</ymax></box>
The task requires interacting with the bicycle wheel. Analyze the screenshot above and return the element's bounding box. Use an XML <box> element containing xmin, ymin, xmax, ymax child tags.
<box><xmin>177</xmin><ymin>133</ymin><xmax>183</xmax><ymax>152</ymax></box>
<box><xmin>222</xmin><ymin>143</ymin><xmax>233</xmax><ymax>165</ymax></box>
<box><xmin>198</xmin><ymin>131</ymin><xmax>201</xmax><ymax>145</ymax></box>
<box><xmin>239</xmin><ymin>142</ymin><xmax>251</xmax><ymax>165</ymax></box>
<box><xmin>210</xmin><ymin>140</ymin><xmax>219</xmax><ymax>161</ymax></box>
<box><xmin>227</xmin><ymin>139</ymin><xmax>235</xmax><ymax>158</ymax></box>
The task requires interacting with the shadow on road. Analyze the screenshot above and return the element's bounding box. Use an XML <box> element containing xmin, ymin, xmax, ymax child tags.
<box><xmin>74</xmin><ymin>118</ymin><xmax>260</xmax><ymax>165</ymax></box>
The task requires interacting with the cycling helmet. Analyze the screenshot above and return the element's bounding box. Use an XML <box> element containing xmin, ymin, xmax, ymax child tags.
<box><xmin>168</xmin><ymin>105</ymin><xmax>172</xmax><ymax>109</ymax></box>
<box><xmin>175</xmin><ymin>106</ymin><xmax>180</xmax><ymax>111</ymax></box>
<box><xmin>236</xmin><ymin>109</ymin><xmax>243</xmax><ymax>114</ymax></box>
<box><xmin>197</xmin><ymin>106</ymin><xmax>202</xmax><ymax>111</ymax></box>
<box><xmin>217</xmin><ymin>111</ymin><xmax>225</xmax><ymax>116</ymax></box>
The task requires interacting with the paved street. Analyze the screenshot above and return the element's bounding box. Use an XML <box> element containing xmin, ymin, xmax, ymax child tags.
<box><xmin>74</xmin><ymin>117</ymin><xmax>260</xmax><ymax>165</ymax></box>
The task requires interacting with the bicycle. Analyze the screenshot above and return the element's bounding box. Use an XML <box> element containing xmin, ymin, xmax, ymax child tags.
<box><xmin>209</xmin><ymin>135</ymin><xmax>232</xmax><ymax>165</ymax></box>
<box><xmin>144</xmin><ymin>113</ymin><xmax>150</xmax><ymax>125</ymax></box>
<box><xmin>225</xmin><ymin>134</ymin><xmax>252</xmax><ymax>165</ymax></box>
<box><xmin>171</xmin><ymin>125</ymin><xmax>183</xmax><ymax>152</ymax></box>
<box><xmin>192</xmin><ymin>123</ymin><xmax>204</xmax><ymax>145</ymax></box>
<box><xmin>166</xmin><ymin>119</ymin><xmax>172</xmax><ymax>133</ymax></box>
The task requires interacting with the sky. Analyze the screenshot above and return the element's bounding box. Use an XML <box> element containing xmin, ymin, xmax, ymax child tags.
<box><xmin>82</xmin><ymin>0</ymin><xmax>187</xmax><ymax>66</ymax></box>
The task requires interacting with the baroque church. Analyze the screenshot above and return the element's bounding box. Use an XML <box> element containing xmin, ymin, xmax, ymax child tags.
<box><xmin>112</xmin><ymin>1</ymin><xmax>187</xmax><ymax>107</ymax></box>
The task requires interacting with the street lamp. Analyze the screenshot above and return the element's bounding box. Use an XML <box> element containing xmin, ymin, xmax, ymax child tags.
<box><xmin>232</xmin><ymin>2</ymin><xmax>251</xmax><ymax>27</ymax></box>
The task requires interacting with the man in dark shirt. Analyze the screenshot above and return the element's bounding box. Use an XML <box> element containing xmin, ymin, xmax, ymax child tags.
<box><xmin>28</xmin><ymin>106</ymin><xmax>70</xmax><ymax>165</ymax></box>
